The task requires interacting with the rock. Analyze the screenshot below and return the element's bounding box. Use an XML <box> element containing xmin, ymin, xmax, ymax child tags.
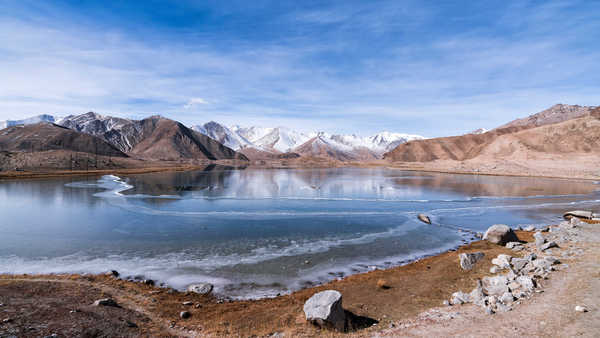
<box><xmin>575</xmin><ymin>305</ymin><xmax>588</xmax><ymax>313</ymax></box>
<box><xmin>534</xmin><ymin>232</ymin><xmax>546</xmax><ymax>248</ymax></box>
<box><xmin>496</xmin><ymin>303</ymin><xmax>512</xmax><ymax>312</ymax></box>
<box><xmin>180</xmin><ymin>311</ymin><xmax>191</xmax><ymax>319</ymax></box>
<box><xmin>540</xmin><ymin>241</ymin><xmax>558</xmax><ymax>251</ymax></box>
<box><xmin>524</xmin><ymin>225</ymin><xmax>536</xmax><ymax>232</ymax></box>
<box><xmin>483</xmin><ymin>224</ymin><xmax>519</xmax><ymax>245</ymax></box>
<box><xmin>544</xmin><ymin>256</ymin><xmax>560</xmax><ymax>265</ymax></box>
<box><xmin>376</xmin><ymin>279</ymin><xmax>390</xmax><ymax>289</ymax></box>
<box><xmin>187</xmin><ymin>283</ymin><xmax>214</xmax><ymax>295</ymax></box>
<box><xmin>563</xmin><ymin>210</ymin><xmax>593</xmax><ymax>220</ymax></box>
<box><xmin>106</xmin><ymin>270</ymin><xmax>120</xmax><ymax>278</ymax></box>
<box><xmin>499</xmin><ymin>292</ymin><xmax>515</xmax><ymax>305</ymax></box>
<box><xmin>443</xmin><ymin>300</ymin><xmax>450</xmax><ymax>306</ymax></box>
<box><xmin>126</xmin><ymin>321</ymin><xmax>138</xmax><ymax>328</ymax></box>
<box><xmin>510</xmin><ymin>258</ymin><xmax>528</xmax><ymax>273</ymax></box>
<box><xmin>490</xmin><ymin>266</ymin><xmax>500</xmax><ymax>274</ymax></box>
<box><xmin>482</xmin><ymin>275</ymin><xmax>509</xmax><ymax>296</ymax></box>
<box><xmin>93</xmin><ymin>298</ymin><xmax>119</xmax><ymax>307</ymax></box>
<box><xmin>143</xmin><ymin>279</ymin><xmax>154</xmax><ymax>286</ymax></box>
<box><xmin>469</xmin><ymin>280</ymin><xmax>486</xmax><ymax>306</ymax></box>
<box><xmin>2</xmin><ymin>318</ymin><xmax>12</xmax><ymax>323</ymax></box>
<box><xmin>417</xmin><ymin>213</ymin><xmax>431</xmax><ymax>224</ymax></box>
<box><xmin>505</xmin><ymin>242</ymin><xmax>521</xmax><ymax>249</ymax></box>
<box><xmin>459</xmin><ymin>252</ymin><xmax>485</xmax><ymax>270</ymax></box>
<box><xmin>450</xmin><ymin>291</ymin><xmax>470</xmax><ymax>305</ymax></box>
<box><xmin>516</xmin><ymin>276</ymin><xmax>535</xmax><ymax>292</ymax></box>
<box><xmin>303</xmin><ymin>290</ymin><xmax>346</xmax><ymax>331</ymax></box>
<box><xmin>182</xmin><ymin>301</ymin><xmax>193</xmax><ymax>306</ymax></box>
<box><xmin>491</xmin><ymin>254</ymin><xmax>512</xmax><ymax>269</ymax></box>
<box><xmin>525</xmin><ymin>253</ymin><xmax>537</xmax><ymax>261</ymax></box>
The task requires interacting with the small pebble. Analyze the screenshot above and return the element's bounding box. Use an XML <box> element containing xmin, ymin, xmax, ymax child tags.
<box><xmin>126</xmin><ymin>321</ymin><xmax>138</xmax><ymax>328</ymax></box>
<box><xmin>2</xmin><ymin>318</ymin><xmax>12</xmax><ymax>323</ymax></box>
<box><xmin>575</xmin><ymin>306</ymin><xmax>588</xmax><ymax>313</ymax></box>
<box><xmin>180</xmin><ymin>311</ymin><xmax>191</xmax><ymax>319</ymax></box>
<box><xmin>182</xmin><ymin>301</ymin><xmax>193</xmax><ymax>306</ymax></box>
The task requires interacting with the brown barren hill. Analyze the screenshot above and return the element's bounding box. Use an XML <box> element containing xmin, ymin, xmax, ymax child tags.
<box><xmin>496</xmin><ymin>103</ymin><xmax>596</xmax><ymax>129</ymax></box>
<box><xmin>0</xmin><ymin>123</ymin><xmax>127</xmax><ymax>157</ymax></box>
<box><xmin>384</xmin><ymin>104</ymin><xmax>600</xmax><ymax>163</ymax></box>
<box><xmin>128</xmin><ymin>116</ymin><xmax>248</xmax><ymax>161</ymax></box>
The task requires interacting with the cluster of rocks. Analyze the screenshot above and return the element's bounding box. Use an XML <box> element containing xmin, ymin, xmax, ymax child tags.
<box><xmin>447</xmin><ymin>216</ymin><xmax>586</xmax><ymax>315</ymax></box>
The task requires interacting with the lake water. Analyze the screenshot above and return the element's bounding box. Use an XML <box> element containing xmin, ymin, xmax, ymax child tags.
<box><xmin>1</xmin><ymin>167</ymin><xmax>598</xmax><ymax>298</ymax></box>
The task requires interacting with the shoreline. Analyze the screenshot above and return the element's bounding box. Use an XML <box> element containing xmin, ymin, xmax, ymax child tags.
<box><xmin>1</xmin><ymin>160</ymin><xmax>599</xmax><ymax>182</ymax></box>
<box><xmin>1</xmin><ymin>220</ymin><xmax>598</xmax><ymax>336</ymax></box>
<box><xmin>0</xmin><ymin>230</ymin><xmax>538</xmax><ymax>336</ymax></box>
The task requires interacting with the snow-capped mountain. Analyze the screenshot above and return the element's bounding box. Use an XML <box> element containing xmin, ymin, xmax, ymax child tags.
<box><xmin>0</xmin><ymin>114</ymin><xmax>55</xmax><ymax>129</ymax></box>
<box><xmin>192</xmin><ymin>121</ymin><xmax>425</xmax><ymax>159</ymax></box>
<box><xmin>192</xmin><ymin>122</ymin><xmax>253</xmax><ymax>150</ymax></box>
<box><xmin>469</xmin><ymin>128</ymin><xmax>489</xmax><ymax>135</ymax></box>
<box><xmin>57</xmin><ymin>112</ymin><xmax>141</xmax><ymax>152</ymax></box>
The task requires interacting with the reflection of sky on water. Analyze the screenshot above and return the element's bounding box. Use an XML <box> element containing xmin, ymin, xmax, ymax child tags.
<box><xmin>0</xmin><ymin>167</ymin><xmax>598</xmax><ymax>298</ymax></box>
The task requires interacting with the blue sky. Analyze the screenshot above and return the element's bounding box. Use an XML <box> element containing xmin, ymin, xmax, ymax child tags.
<box><xmin>0</xmin><ymin>0</ymin><xmax>598</xmax><ymax>137</ymax></box>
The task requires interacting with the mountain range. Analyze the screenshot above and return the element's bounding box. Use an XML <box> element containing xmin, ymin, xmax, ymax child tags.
<box><xmin>1</xmin><ymin>103</ymin><xmax>597</xmax><ymax>170</ymax></box>
<box><xmin>191</xmin><ymin>121</ymin><xmax>424</xmax><ymax>160</ymax></box>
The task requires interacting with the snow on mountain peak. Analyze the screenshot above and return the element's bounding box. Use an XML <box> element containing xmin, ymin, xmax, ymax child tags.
<box><xmin>192</xmin><ymin>121</ymin><xmax>425</xmax><ymax>155</ymax></box>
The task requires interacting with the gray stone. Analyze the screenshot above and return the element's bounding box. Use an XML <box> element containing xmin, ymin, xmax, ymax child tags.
<box><xmin>544</xmin><ymin>256</ymin><xmax>560</xmax><ymax>265</ymax></box>
<box><xmin>525</xmin><ymin>253</ymin><xmax>537</xmax><ymax>261</ymax></box>
<box><xmin>483</xmin><ymin>224</ymin><xmax>519</xmax><ymax>245</ymax></box>
<box><xmin>450</xmin><ymin>291</ymin><xmax>471</xmax><ymax>305</ymax></box>
<box><xmin>417</xmin><ymin>213</ymin><xmax>431</xmax><ymax>224</ymax></box>
<box><xmin>469</xmin><ymin>279</ymin><xmax>486</xmax><ymax>306</ymax></box>
<box><xmin>459</xmin><ymin>252</ymin><xmax>485</xmax><ymax>270</ymax></box>
<box><xmin>505</xmin><ymin>242</ymin><xmax>522</xmax><ymax>249</ymax></box>
<box><xmin>575</xmin><ymin>305</ymin><xmax>588</xmax><ymax>313</ymax></box>
<box><xmin>534</xmin><ymin>232</ymin><xmax>546</xmax><ymax>248</ymax></box>
<box><xmin>496</xmin><ymin>303</ymin><xmax>512</xmax><ymax>312</ymax></box>
<box><xmin>511</xmin><ymin>258</ymin><xmax>528</xmax><ymax>273</ymax></box>
<box><xmin>491</xmin><ymin>254</ymin><xmax>512</xmax><ymax>269</ymax></box>
<box><xmin>482</xmin><ymin>275</ymin><xmax>509</xmax><ymax>296</ymax></box>
<box><xmin>180</xmin><ymin>311</ymin><xmax>191</xmax><ymax>319</ymax></box>
<box><xmin>499</xmin><ymin>292</ymin><xmax>515</xmax><ymax>305</ymax></box>
<box><xmin>540</xmin><ymin>241</ymin><xmax>558</xmax><ymax>251</ymax></box>
<box><xmin>516</xmin><ymin>276</ymin><xmax>535</xmax><ymax>292</ymax></box>
<box><xmin>187</xmin><ymin>283</ymin><xmax>214</xmax><ymax>295</ymax></box>
<box><xmin>93</xmin><ymin>298</ymin><xmax>118</xmax><ymax>307</ymax></box>
<box><xmin>303</xmin><ymin>290</ymin><xmax>346</xmax><ymax>331</ymax></box>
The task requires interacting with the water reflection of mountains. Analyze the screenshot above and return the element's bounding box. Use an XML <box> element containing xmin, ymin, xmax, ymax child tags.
<box><xmin>119</xmin><ymin>167</ymin><xmax>597</xmax><ymax>204</ymax></box>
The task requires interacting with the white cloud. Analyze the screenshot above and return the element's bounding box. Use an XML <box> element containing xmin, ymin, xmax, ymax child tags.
<box><xmin>183</xmin><ymin>97</ymin><xmax>208</xmax><ymax>109</ymax></box>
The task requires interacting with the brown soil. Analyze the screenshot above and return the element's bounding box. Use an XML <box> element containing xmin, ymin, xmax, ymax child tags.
<box><xmin>0</xmin><ymin>231</ymin><xmax>537</xmax><ymax>337</ymax></box>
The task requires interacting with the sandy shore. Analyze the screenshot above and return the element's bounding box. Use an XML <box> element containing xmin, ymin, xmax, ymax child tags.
<box><xmin>1</xmin><ymin>221</ymin><xmax>598</xmax><ymax>337</ymax></box>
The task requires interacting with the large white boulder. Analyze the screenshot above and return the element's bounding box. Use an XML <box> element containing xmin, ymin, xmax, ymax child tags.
<box><xmin>483</xmin><ymin>224</ymin><xmax>519</xmax><ymax>245</ymax></box>
<box><xmin>303</xmin><ymin>290</ymin><xmax>346</xmax><ymax>331</ymax></box>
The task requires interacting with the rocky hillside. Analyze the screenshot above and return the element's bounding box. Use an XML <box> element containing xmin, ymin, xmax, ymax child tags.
<box><xmin>294</xmin><ymin>134</ymin><xmax>380</xmax><ymax>161</ymax></box>
<box><xmin>57</xmin><ymin>113</ymin><xmax>247</xmax><ymax>161</ymax></box>
<box><xmin>0</xmin><ymin>123</ymin><xmax>127</xmax><ymax>157</ymax></box>
<box><xmin>496</xmin><ymin>104</ymin><xmax>596</xmax><ymax>130</ymax></box>
<box><xmin>128</xmin><ymin>116</ymin><xmax>248</xmax><ymax>161</ymax></box>
<box><xmin>384</xmin><ymin>105</ymin><xmax>600</xmax><ymax>163</ymax></box>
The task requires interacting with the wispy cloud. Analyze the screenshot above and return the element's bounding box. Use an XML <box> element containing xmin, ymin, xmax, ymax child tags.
<box><xmin>0</xmin><ymin>0</ymin><xmax>598</xmax><ymax>136</ymax></box>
